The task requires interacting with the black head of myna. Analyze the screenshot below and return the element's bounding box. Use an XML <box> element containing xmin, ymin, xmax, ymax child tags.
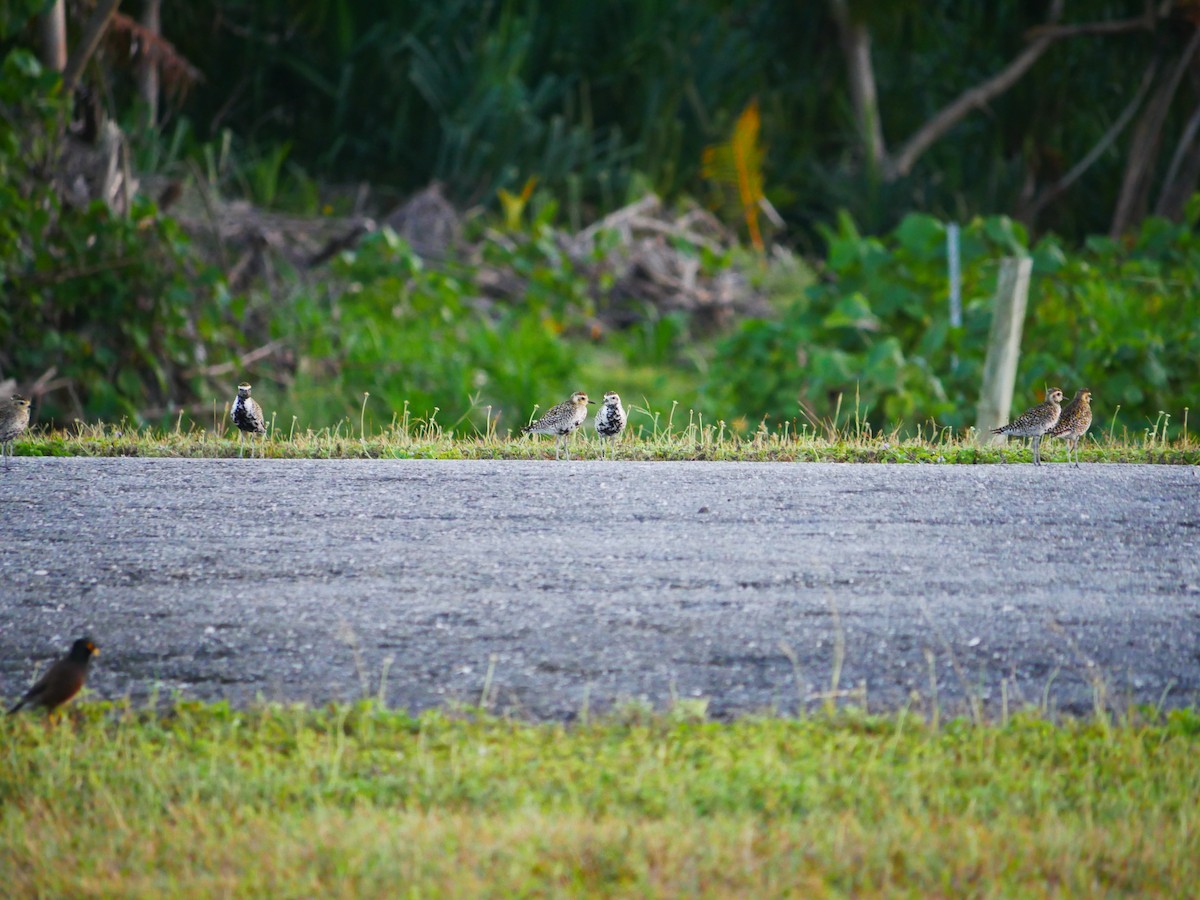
<box><xmin>7</xmin><ymin>637</ymin><xmax>99</xmax><ymax>715</ymax></box>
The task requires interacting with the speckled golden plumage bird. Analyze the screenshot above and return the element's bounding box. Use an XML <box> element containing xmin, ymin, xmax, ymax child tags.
<box><xmin>0</xmin><ymin>394</ymin><xmax>31</xmax><ymax>469</ymax></box>
<box><xmin>522</xmin><ymin>391</ymin><xmax>593</xmax><ymax>459</ymax></box>
<box><xmin>991</xmin><ymin>388</ymin><xmax>1063</xmax><ymax>467</ymax></box>
<box><xmin>1048</xmin><ymin>389</ymin><xmax>1093</xmax><ymax>467</ymax></box>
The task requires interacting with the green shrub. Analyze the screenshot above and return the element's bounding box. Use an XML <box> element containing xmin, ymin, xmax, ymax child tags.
<box><xmin>708</xmin><ymin>211</ymin><xmax>1200</xmax><ymax>436</ymax></box>
<box><xmin>277</xmin><ymin>229</ymin><xmax>583</xmax><ymax>433</ymax></box>
<box><xmin>0</xmin><ymin>50</ymin><xmax>241</xmax><ymax>423</ymax></box>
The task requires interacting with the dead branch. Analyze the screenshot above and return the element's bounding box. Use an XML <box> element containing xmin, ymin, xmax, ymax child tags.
<box><xmin>1025</xmin><ymin>59</ymin><xmax>1159</xmax><ymax>220</ymax></box>
<box><xmin>185</xmin><ymin>342</ymin><xmax>286</xmax><ymax>378</ymax></box>
<box><xmin>29</xmin><ymin>367</ymin><xmax>60</xmax><ymax>397</ymax></box>
<box><xmin>572</xmin><ymin>194</ymin><xmax>661</xmax><ymax>249</ymax></box>
<box><xmin>109</xmin><ymin>10</ymin><xmax>204</xmax><ymax>98</ymax></box>
<box><xmin>62</xmin><ymin>0</ymin><xmax>123</xmax><ymax>94</ymax></box>
<box><xmin>877</xmin><ymin>0</ymin><xmax>1178</xmax><ymax>183</ymax></box>
<box><xmin>1025</xmin><ymin>13</ymin><xmax>1157</xmax><ymax>41</ymax></box>
<box><xmin>306</xmin><ymin>220</ymin><xmax>376</xmax><ymax>268</ymax></box>
<box><xmin>1111</xmin><ymin>25</ymin><xmax>1200</xmax><ymax>236</ymax></box>
<box><xmin>624</xmin><ymin>215</ymin><xmax>724</xmax><ymax>253</ymax></box>
<box><xmin>1155</xmin><ymin>98</ymin><xmax>1200</xmax><ymax>217</ymax></box>
<box><xmin>884</xmin><ymin>0</ymin><xmax>1066</xmax><ymax>180</ymax></box>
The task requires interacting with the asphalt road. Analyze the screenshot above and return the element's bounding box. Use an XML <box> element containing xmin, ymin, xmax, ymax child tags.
<box><xmin>2</xmin><ymin>458</ymin><xmax>1198</xmax><ymax>719</ymax></box>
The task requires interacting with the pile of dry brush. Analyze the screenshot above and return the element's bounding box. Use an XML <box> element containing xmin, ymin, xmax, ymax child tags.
<box><xmin>152</xmin><ymin>179</ymin><xmax>777</xmax><ymax>331</ymax></box>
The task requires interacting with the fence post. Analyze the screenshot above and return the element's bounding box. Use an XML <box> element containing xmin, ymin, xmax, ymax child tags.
<box><xmin>947</xmin><ymin>223</ymin><xmax>961</xmax><ymax>370</ymax></box>
<box><xmin>975</xmin><ymin>257</ymin><xmax>1032</xmax><ymax>444</ymax></box>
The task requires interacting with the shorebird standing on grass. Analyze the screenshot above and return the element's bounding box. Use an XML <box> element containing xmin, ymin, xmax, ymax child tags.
<box><xmin>231</xmin><ymin>382</ymin><xmax>267</xmax><ymax>457</ymax></box>
<box><xmin>594</xmin><ymin>391</ymin><xmax>627</xmax><ymax>458</ymax></box>
<box><xmin>522</xmin><ymin>391</ymin><xmax>593</xmax><ymax>459</ymax></box>
<box><xmin>0</xmin><ymin>394</ymin><xmax>31</xmax><ymax>469</ymax></box>
<box><xmin>991</xmin><ymin>387</ymin><xmax>1063</xmax><ymax>467</ymax></box>
<box><xmin>7</xmin><ymin>637</ymin><xmax>99</xmax><ymax>716</ymax></box>
<box><xmin>1048</xmin><ymin>389</ymin><xmax>1093</xmax><ymax>467</ymax></box>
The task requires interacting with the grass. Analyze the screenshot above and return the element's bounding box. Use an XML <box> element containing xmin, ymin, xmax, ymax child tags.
<box><xmin>10</xmin><ymin>402</ymin><xmax>1200</xmax><ymax>463</ymax></box>
<box><xmin>2</xmin><ymin>701</ymin><xmax>1198</xmax><ymax>895</ymax></box>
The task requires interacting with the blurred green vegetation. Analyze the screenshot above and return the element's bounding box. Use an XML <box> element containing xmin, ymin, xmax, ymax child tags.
<box><xmin>149</xmin><ymin>0</ymin><xmax>1193</xmax><ymax>240</ymax></box>
<box><xmin>2</xmin><ymin>0</ymin><xmax>1199</xmax><ymax>440</ymax></box>
<box><xmin>709</xmin><ymin>210</ymin><xmax>1200</xmax><ymax>436</ymax></box>
<box><xmin>0</xmin><ymin>51</ymin><xmax>239</xmax><ymax>422</ymax></box>
<box><xmin>271</xmin><ymin>207</ymin><xmax>1200</xmax><ymax>439</ymax></box>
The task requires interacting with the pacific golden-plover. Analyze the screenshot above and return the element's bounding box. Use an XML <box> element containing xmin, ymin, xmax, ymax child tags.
<box><xmin>522</xmin><ymin>391</ymin><xmax>593</xmax><ymax>459</ymax></box>
<box><xmin>594</xmin><ymin>391</ymin><xmax>627</xmax><ymax>458</ymax></box>
<box><xmin>991</xmin><ymin>387</ymin><xmax>1063</xmax><ymax>466</ymax></box>
<box><xmin>7</xmin><ymin>637</ymin><xmax>98</xmax><ymax>715</ymax></box>
<box><xmin>0</xmin><ymin>394</ymin><xmax>31</xmax><ymax>469</ymax></box>
<box><xmin>231</xmin><ymin>382</ymin><xmax>267</xmax><ymax>457</ymax></box>
<box><xmin>1048</xmin><ymin>388</ymin><xmax>1092</xmax><ymax>467</ymax></box>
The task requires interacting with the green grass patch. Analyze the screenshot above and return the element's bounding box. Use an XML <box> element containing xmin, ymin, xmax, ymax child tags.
<box><xmin>10</xmin><ymin>411</ymin><xmax>1200</xmax><ymax>463</ymax></box>
<box><xmin>2</xmin><ymin>702</ymin><xmax>1198</xmax><ymax>894</ymax></box>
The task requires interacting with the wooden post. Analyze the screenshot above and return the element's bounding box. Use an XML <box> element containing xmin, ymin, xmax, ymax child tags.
<box><xmin>975</xmin><ymin>257</ymin><xmax>1032</xmax><ymax>444</ymax></box>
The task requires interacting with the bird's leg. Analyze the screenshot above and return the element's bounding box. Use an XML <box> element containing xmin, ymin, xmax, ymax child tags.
<box><xmin>239</xmin><ymin>431</ymin><xmax>245</xmax><ymax>458</ymax></box>
<box><xmin>1032</xmin><ymin>434</ymin><xmax>1042</xmax><ymax>466</ymax></box>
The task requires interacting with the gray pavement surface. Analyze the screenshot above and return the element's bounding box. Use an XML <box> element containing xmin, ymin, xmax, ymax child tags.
<box><xmin>2</xmin><ymin>458</ymin><xmax>1199</xmax><ymax>719</ymax></box>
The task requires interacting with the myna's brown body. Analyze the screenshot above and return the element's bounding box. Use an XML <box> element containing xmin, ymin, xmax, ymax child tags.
<box><xmin>7</xmin><ymin>637</ymin><xmax>98</xmax><ymax>714</ymax></box>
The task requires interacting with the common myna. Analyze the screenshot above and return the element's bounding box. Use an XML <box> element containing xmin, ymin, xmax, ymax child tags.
<box><xmin>7</xmin><ymin>637</ymin><xmax>99</xmax><ymax>714</ymax></box>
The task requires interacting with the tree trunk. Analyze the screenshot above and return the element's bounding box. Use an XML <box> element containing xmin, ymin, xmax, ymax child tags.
<box><xmin>136</xmin><ymin>0</ymin><xmax>162</xmax><ymax>127</ymax></box>
<box><xmin>884</xmin><ymin>0</ymin><xmax>1065</xmax><ymax>181</ymax></box>
<box><xmin>1110</xmin><ymin>26</ymin><xmax>1200</xmax><ymax>237</ymax></box>
<box><xmin>1154</xmin><ymin>99</ymin><xmax>1200</xmax><ymax>220</ymax></box>
<box><xmin>39</xmin><ymin>0</ymin><xmax>67</xmax><ymax>72</ymax></box>
<box><xmin>829</xmin><ymin>0</ymin><xmax>886</xmax><ymax>173</ymax></box>
<box><xmin>62</xmin><ymin>0</ymin><xmax>123</xmax><ymax>94</ymax></box>
<box><xmin>1020</xmin><ymin>59</ymin><xmax>1158</xmax><ymax>225</ymax></box>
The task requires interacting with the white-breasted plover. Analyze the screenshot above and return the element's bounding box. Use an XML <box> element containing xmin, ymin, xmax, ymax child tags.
<box><xmin>522</xmin><ymin>391</ymin><xmax>593</xmax><ymax>459</ymax></box>
<box><xmin>991</xmin><ymin>387</ymin><xmax>1063</xmax><ymax>466</ymax></box>
<box><xmin>594</xmin><ymin>391</ymin><xmax>627</xmax><ymax>458</ymax></box>
<box><xmin>1047</xmin><ymin>389</ymin><xmax>1092</xmax><ymax>467</ymax></box>
<box><xmin>0</xmin><ymin>394</ymin><xmax>31</xmax><ymax>469</ymax></box>
<box><xmin>231</xmin><ymin>382</ymin><xmax>267</xmax><ymax>457</ymax></box>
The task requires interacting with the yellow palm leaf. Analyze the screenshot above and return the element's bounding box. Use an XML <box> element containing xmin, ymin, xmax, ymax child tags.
<box><xmin>701</xmin><ymin>100</ymin><xmax>766</xmax><ymax>251</ymax></box>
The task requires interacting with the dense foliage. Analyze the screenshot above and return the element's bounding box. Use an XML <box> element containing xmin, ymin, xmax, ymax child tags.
<box><xmin>710</xmin><ymin>210</ymin><xmax>1200</xmax><ymax>435</ymax></box>
<box><xmin>267</xmin><ymin>207</ymin><xmax>1199</xmax><ymax>439</ymax></box>
<box><xmin>0</xmin><ymin>51</ymin><xmax>242</xmax><ymax>422</ymax></box>
<box><xmin>154</xmin><ymin>0</ymin><xmax>1197</xmax><ymax>240</ymax></box>
<box><xmin>280</xmin><ymin>230</ymin><xmax>583</xmax><ymax>433</ymax></box>
<box><xmin>2</xmin><ymin>0</ymin><xmax>1198</xmax><ymax>436</ymax></box>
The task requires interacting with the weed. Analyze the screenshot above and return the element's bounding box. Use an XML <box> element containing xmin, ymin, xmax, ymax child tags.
<box><xmin>11</xmin><ymin>403</ymin><xmax>1199</xmax><ymax>464</ymax></box>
